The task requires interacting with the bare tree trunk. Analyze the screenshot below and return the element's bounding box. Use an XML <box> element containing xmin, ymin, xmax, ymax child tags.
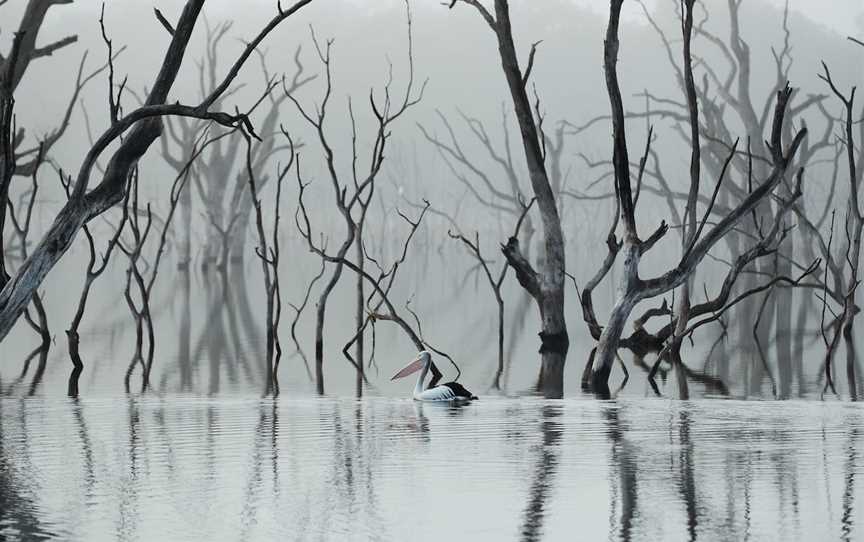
<box><xmin>229</xmin><ymin>207</ymin><xmax>251</xmax><ymax>266</ymax></box>
<box><xmin>590</xmin><ymin>1</ymin><xmax>806</xmax><ymax>395</ymax></box>
<box><xmin>178</xmin><ymin>271</ymin><xmax>192</xmax><ymax>391</ymax></box>
<box><xmin>315</xmin><ymin>261</ymin><xmax>344</xmax><ymax>396</ymax></box>
<box><xmin>843</xmin><ymin>220</ymin><xmax>862</xmax><ymax>401</ymax></box>
<box><xmin>843</xmin><ymin>315</ymin><xmax>858</xmax><ymax>400</ymax></box>
<box><xmin>355</xmin><ymin>225</ymin><xmax>365</xmax><ymax>398</ymax></box>
<box><xmin>453</xmin><ymin>0</ymin><xmax>569</xmax><ymax>396</ymax></box>
<box><xmin>792</xmin><ymin>290</ymin><xmax>808</xmax><ymax>397</ymax></box>
<box><xmin>775</xmin><ymin>247</ymin><xmax>793</xmax><ymax>398</ymax></box>
<box><xmin>593</xmin><ymin>248</ymin><xmax>640</xmax><ymax>395</ymax></box>
<box><xmin>178</xmin><ymin>168</ymin><xmax>192</xmax><ymax>270</ymax></box>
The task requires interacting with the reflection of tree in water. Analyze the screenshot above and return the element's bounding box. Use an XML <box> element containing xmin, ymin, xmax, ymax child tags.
<box><xmin>240</xmin><ymin>399</ymin><xmax>279</xmax><ymax>539</ymax></box>
<box><xmin>156</xmin><ymin>273</ymin><xmax>264</xmax><ymax>394</ymax></box>
<box><xmin>117</xmin><ymin>398</ymin><xmax>142</xmax><ymax>539</ymax></box>
<box><xmin>767</xmin><ymin>420</ymin><xmax>803</xmax><ymax>540</ymax></box>
<box><xmin>603</xmin><ymin>404</ymin><xmax>638</xmax><ymax>542</ymax></box>
<box><xmin>0</xmin><ymin>402</ymin><xmax>54</xmax><ymax>540</ymax></box>
<box><xmin>72</xmin><ymin>399</ymin><xmax>96</xmax><ymax>500</ymax></box>
<box><xmin>519</xmin><ymin>404</ymin><xmax>563</xmax><ymax>542</ymax></box>
<box><xmin>313</xmin><ymin>401</ymin><xmax>386</xmax><ymax>540</ymax></box>
<box><xmin>1</xmin><ymin>346</ymin><xmax>47</xmax><ymax>397</ymax></box>
<box><xmin>840</xmin><ymin>424</ymin><xmax>858</xmax><ymax>542</ymax></box>
<box><xmin>676</xmin><ymin>410</ymin><xmax>698</xmax><ymax>542</ymax></box>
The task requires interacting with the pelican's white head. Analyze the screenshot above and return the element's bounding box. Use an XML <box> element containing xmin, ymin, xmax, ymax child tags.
<box><xmin>391</xmin><ymin>350</ymin><xmax>431</xmax><ymax>380</ymax></box>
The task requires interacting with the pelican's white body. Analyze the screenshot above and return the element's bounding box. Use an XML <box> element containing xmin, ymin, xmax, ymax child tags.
<box><xmin>414</xmin><ymin>381</ymin><xmax>466</xmax><ymax>402</ymax></box>
<box><xmin>394</xmin><ymin>351</ymin><xmax>474</xmax><ymax>403</ymax></box>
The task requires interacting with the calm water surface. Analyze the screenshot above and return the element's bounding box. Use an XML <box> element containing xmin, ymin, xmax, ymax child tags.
<box><xmin>0</xmin><ymin>396</ymin><xmax>861</xmax><ymax>541</ymax></box>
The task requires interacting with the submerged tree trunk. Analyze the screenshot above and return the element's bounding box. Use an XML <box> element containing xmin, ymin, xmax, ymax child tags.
<box><xmin>775</xmin><ymin>246</ymin><xmax>793</xmax><ymax>398</ymax></box>
<box><xmin>354</xmin><ymin>226</ymin><xmax>365</xmax><ymax>398</ymax></box>
<box><xmin>590</xmin><ymin>0</ymin><xmax>806</xmax><ymax>395</ymax></box>
<box><xmin>178</xmin><ymin>168</ymin><xmax>193</xmax><ymax>270</ymax></box>
<box><xmin>229</xmin><ymin>207</ymin><xmax>251</xmax><ymax>266</ymax></box>
<box><xmin>178</xmin><ymin>270</ymin><xmax>193</xmax><ymax>391</ymax></box>
<box><xmin>454</xmin><ymin>0</ymin><xmax>569</xmax><ymax>396</ymax></box>
<box><xmin>592</xmin><ymin>244</ymin><xmax>640</xmax><ymax>396</ymax></box>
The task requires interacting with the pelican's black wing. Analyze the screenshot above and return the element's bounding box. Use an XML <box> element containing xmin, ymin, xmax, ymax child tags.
<box><xmin>443</xmin><ymin>381</ymin><xmax>477</xmax><ymax>400</ymax></box>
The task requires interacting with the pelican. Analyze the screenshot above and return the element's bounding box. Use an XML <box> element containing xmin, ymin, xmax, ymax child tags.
<box><xmin>391</xmin><ymin>351</ymin><xmax>477</xmax><ymax>402</ymax></box>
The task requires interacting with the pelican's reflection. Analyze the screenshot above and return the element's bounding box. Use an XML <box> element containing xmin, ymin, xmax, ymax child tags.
<box><xmin>386</xmin><ymin>401</ymin><xmax>472</xmax><ymax>443</ymax></box>
<box><xmin>413</xmin><ymin>402</ymin><xmax>431</xmax><ymax>439</ymax></box>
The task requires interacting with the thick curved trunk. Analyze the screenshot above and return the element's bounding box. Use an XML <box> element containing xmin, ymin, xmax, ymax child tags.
<box><xmin>592</xmin><ymin>247</ymin><xmax>640</xmax><ymax>397</ymax></box>
<box><xmin>482</xmin><ymin>0</ymin><xmax>568</xmax><ymax>396</ymax></box>
<box><xmin>0</xmin><ymin>0</ymin><xmax>206</xmax><ymax>341</ymax></box>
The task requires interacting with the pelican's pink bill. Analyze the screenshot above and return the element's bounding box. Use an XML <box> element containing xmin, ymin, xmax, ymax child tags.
<box><xmin>391</xmin><ymin>357</ymin><xmax>424</xmax><ymax>380</ymax></box>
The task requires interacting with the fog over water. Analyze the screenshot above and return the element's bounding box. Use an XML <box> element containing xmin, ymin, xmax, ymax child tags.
<box><xmin>0</xmin><ymin>0</ymin><xmax>861</xmax><ymax>397</ymax></box>
<box><xmin>1</xmin><ymin>1</ymin><xmax>863</xmax><ymax>540</ymax></box>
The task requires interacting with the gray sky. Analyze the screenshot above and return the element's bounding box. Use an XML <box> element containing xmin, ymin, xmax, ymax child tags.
<box><xmin>611</xmin><ymin>0</ymin><xmax>864</xmax><ymax>36</ymax></box>
<box><xmin>337</xmin><ymin>0</ymin><xmax>864</xmax><ymax>36</ymax></box>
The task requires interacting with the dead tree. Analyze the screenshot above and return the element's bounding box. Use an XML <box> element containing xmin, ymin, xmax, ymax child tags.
<box><xmin>297</xmin><ymin>181</ymin><xmax>459</xmax><ymax>391</ymax></box>
<box><xmin>118</xmin><ymin>169</ymin><xmax>154</xmax><ymax>392</ymax></box>
<box><xmin>1</xmin><ymin>1</ymin><xmax>107</xmax><ymax>362</ymax></box>
<box><xmin>572</xmin><ymin>1</ymin><xmax>825</xmax><ymax>396</ymax></box>
<box><xmin>622</xmin><ymin>0</ymin><xmax>837</xmax><ymax>396</ymax></box>
<box><xmin>159</xmin><ymin>24</ymin><xmax>314</xmax><ymax>272</ymax></box>
<box><xmin>0</xmin><ymin>0</ymin><xmax>318</xmax><ymax>343</ymax></box>
<box><xmin>287</xmin><ymin>2</ymin><xmax>425</xmax><ymax>395</ymax></box>
<box><xmin>418</xmin><ymin>108</ymin><xmax>541</xmax><ymax>368</ymax></box>
<box><xmin>1</xmin><ymin>0</ymin><xmax>78</xmax><ymax>285</ymax></box>
<box><xmin>287</xmin><ymin>257</ymin><xmax>325</xmax><ymax>382</ymax></box>
<box><xmin>242</xmin><ymin>128</ymin><xmax>292</xmax><ymax>396</ymax></box>
<box><xmin>448</xmin><ymin>198</ymin><xmax>534</xmax><ymax>391</ymax></box>
<box><xmin>60</xmin><ymin>167</ymin><xmax>126</xmax><ymax>397</ymax></box>
<box><xmin>119</xmin><ymin>127</ymin><xmax>229</xmax><ymax>392</ymax></box>
<box><xmin>418</xmin><ymin>107</ymin><xmax>535</xmax><ymax>241</ymax></box>
<box><xmin>449</xmin><ymin>0</ymin><xmax>569</xmax><ymax>397</ymax></box>
<box><xmin>5</xmin><ymin>145</ymin><xmax>50</xmax><ymax>385</ymax></box>
<box><xmin>818</xmin><ymin>47</ymin><xmax>863</xmax><ymax>400</ymax></box>
<box><xmin>584</xmin><ymin>0</ymin><xmax>807</xmax><ymax>396</ymax></box>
